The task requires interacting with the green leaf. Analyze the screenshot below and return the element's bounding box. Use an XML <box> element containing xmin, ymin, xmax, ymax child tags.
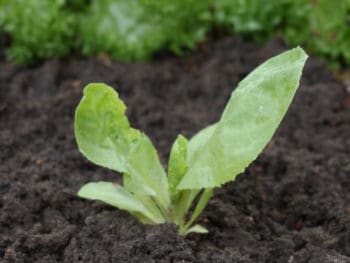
<box><xmin>184</xmin><ymin>224</ymin><xmax>208</xmax><ymax>235</ymax></box>
<box><xmin>75</xmin><ymin>83</ymin><xmax>170</xmax><ymax>207</ymax></box>
<box><xmin>78</xmin><ymin>182</ymin><xmax>165</xmax><ymax>224</ymax></box>
<box><xmin>187</xmin><ymin>123</ymin><xmax>216</xmax><ymax>163</ymax></box>
<box><xmin>168</xmin><ymin>135</ymin><xmax>188</xmax><ymax>200</ymax></box>
<box><xmin>178</xmin><ymin>47</ymin><xmax>308</xmax><ymax>189</ymax></box>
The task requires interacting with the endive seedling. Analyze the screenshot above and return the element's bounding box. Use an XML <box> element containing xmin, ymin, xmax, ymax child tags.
<box><xmin>75</xmin><ymin>47</ymin><xmax>308</xmax><ymax>235</ymax></box>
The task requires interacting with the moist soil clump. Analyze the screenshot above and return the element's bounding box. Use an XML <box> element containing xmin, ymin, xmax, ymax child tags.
<box><xmin>0</xmin><ymin>37</ymin><xmax>350</xmax><ymax>262</ymax></box>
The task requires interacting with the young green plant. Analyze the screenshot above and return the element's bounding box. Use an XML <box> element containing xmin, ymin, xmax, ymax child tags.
<box><xmin>75</xmin><ymin>47</ymin><xmax>308</xmax><ymax>235</ymax></box>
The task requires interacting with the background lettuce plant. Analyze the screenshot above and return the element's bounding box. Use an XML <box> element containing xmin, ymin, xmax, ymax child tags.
<box><xmin>0</xmin><ymin>0</ymin><xmax>349</xmax><ymax>67</ymax></box>
<box><xmin>213</xmin><ymin>0</ymin><xmax>309</xmax><ymax>42</ymax></box>
<box><xmin>79</xmin><ymin>0</ymin><xmax>211</xmax><ymax>61</ymax></box>
<box><xmin>0</xmin><ymin>0</ymin><xmax>77</xmax><ymax>65</ymax></box>
<box><xmin>213</xmin><ymin>0</ymin><xmax>350</xmax><ymax>67</ymax></box>
<box><xmin>285</xmin><ymin>0</ymin><xmax>350</xmax><ymax>67</ymax></box>
<box><xmin>75</xmin><ymin>47</ymin><xmax>308</xmax><ymax>235</ymax></box>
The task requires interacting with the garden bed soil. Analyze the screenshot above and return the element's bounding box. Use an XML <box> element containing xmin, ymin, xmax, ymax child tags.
<box><xmin>1</xmin><ymin>37</ymin><xmax>350</xmax><ymax>263</ymax></box>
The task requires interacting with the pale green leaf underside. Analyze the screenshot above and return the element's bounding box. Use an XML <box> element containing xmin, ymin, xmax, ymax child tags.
<box><xmin>185</xmin><ymin>224</ymin><xmax>208</xmax><ymax>235</ymax></box>
<box><xmin>78</xmin><ymin>182</ymin><xmax>163</xmax><ymax>223</ymax></box>
<box><xmin>178</xmin><ymin>47</ymin><xmax>308</xmax><ymax>189</ymax></box>
<box><xmin>75</xmin><ymin>83</ymin><xmax>169</xmax><ymax>205</ymax></box>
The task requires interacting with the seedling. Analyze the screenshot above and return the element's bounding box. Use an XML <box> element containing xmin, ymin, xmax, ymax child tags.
<box><xmin>75</xmin><ymin>47</ymin><xmax>307</xmax><ymax>235</ymax></box>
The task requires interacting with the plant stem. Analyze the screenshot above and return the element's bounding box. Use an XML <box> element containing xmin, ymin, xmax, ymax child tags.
<box><xmin>179</xmin><ymin>188</ymin><xmax>213</xmax><ymax>235</ymax></box>
<box><xmin>152</xmin><ymin>196</ymin><xmax>172</xmax><ymax>222</ymax></box>
<box><xmin>173</xmin><ymin>189</ymin><xmax>200</xmax><ymax>225</ymax></box>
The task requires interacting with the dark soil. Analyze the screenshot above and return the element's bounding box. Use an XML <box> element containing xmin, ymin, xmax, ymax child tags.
<box><xmin>1</xmin><ymin>37</ymin><xmax>350</xmax><ymax>263</ymax></box>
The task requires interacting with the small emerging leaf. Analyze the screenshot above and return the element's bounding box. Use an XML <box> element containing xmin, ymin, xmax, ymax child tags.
<box><xmin>168</xmin><ymin>135</ymin><xmax>189</xmax><ymax>200</ymax></box>
<box><xmin>185</xmin><ymin>224</ymin><xmax>208</xmax><ymax>235</ymax></box>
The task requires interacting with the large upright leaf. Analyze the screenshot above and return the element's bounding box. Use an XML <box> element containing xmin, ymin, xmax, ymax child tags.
<box><xmin>75</xmin><ymin>83</ymin><xmax>170</xmax><ymax>205</ymax></box>
<box><xmin>178</xmin><ymin>47</ymin><xmax>308</xmax><ymax>189</ymax></box>
<box><xmin>187</xmin><ymin>123</ymin><xmax>217</xmax><ymax>163</ymax></box>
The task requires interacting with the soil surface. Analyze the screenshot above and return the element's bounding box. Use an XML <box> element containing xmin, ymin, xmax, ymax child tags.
<box><xmin>1</xmin><ymin>37</ymin><xmax>350</xmax><ymax>263</ymax></box>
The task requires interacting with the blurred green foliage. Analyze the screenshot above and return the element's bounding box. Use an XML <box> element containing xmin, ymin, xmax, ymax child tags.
<box><xmin>0</xmin><ymin>0</ymin><xmax>350</xmax><ymax>67</ymax></box>
<box><xmin>294</xmin><ymin>0</ymin><xmax>350</xmax><ymax>67</ymax></box>
<box><xmin>79</xmin><ymin>0</ymin><xmax>211</xmax><ymax>61</ymax></box>
<box><xmin>0</xmin><ymin>0</ymin><xmax>77</xmax><ymax>64</ymax></box>
<box><xmin>214</xmin><ymin>0</ymin><xmax>350</xmax><ymax>67</ymax></box>
<box><xmin>213</xmin><ymin>0</ymin><xmax>309</xmax><ymax>42</ymax></box>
